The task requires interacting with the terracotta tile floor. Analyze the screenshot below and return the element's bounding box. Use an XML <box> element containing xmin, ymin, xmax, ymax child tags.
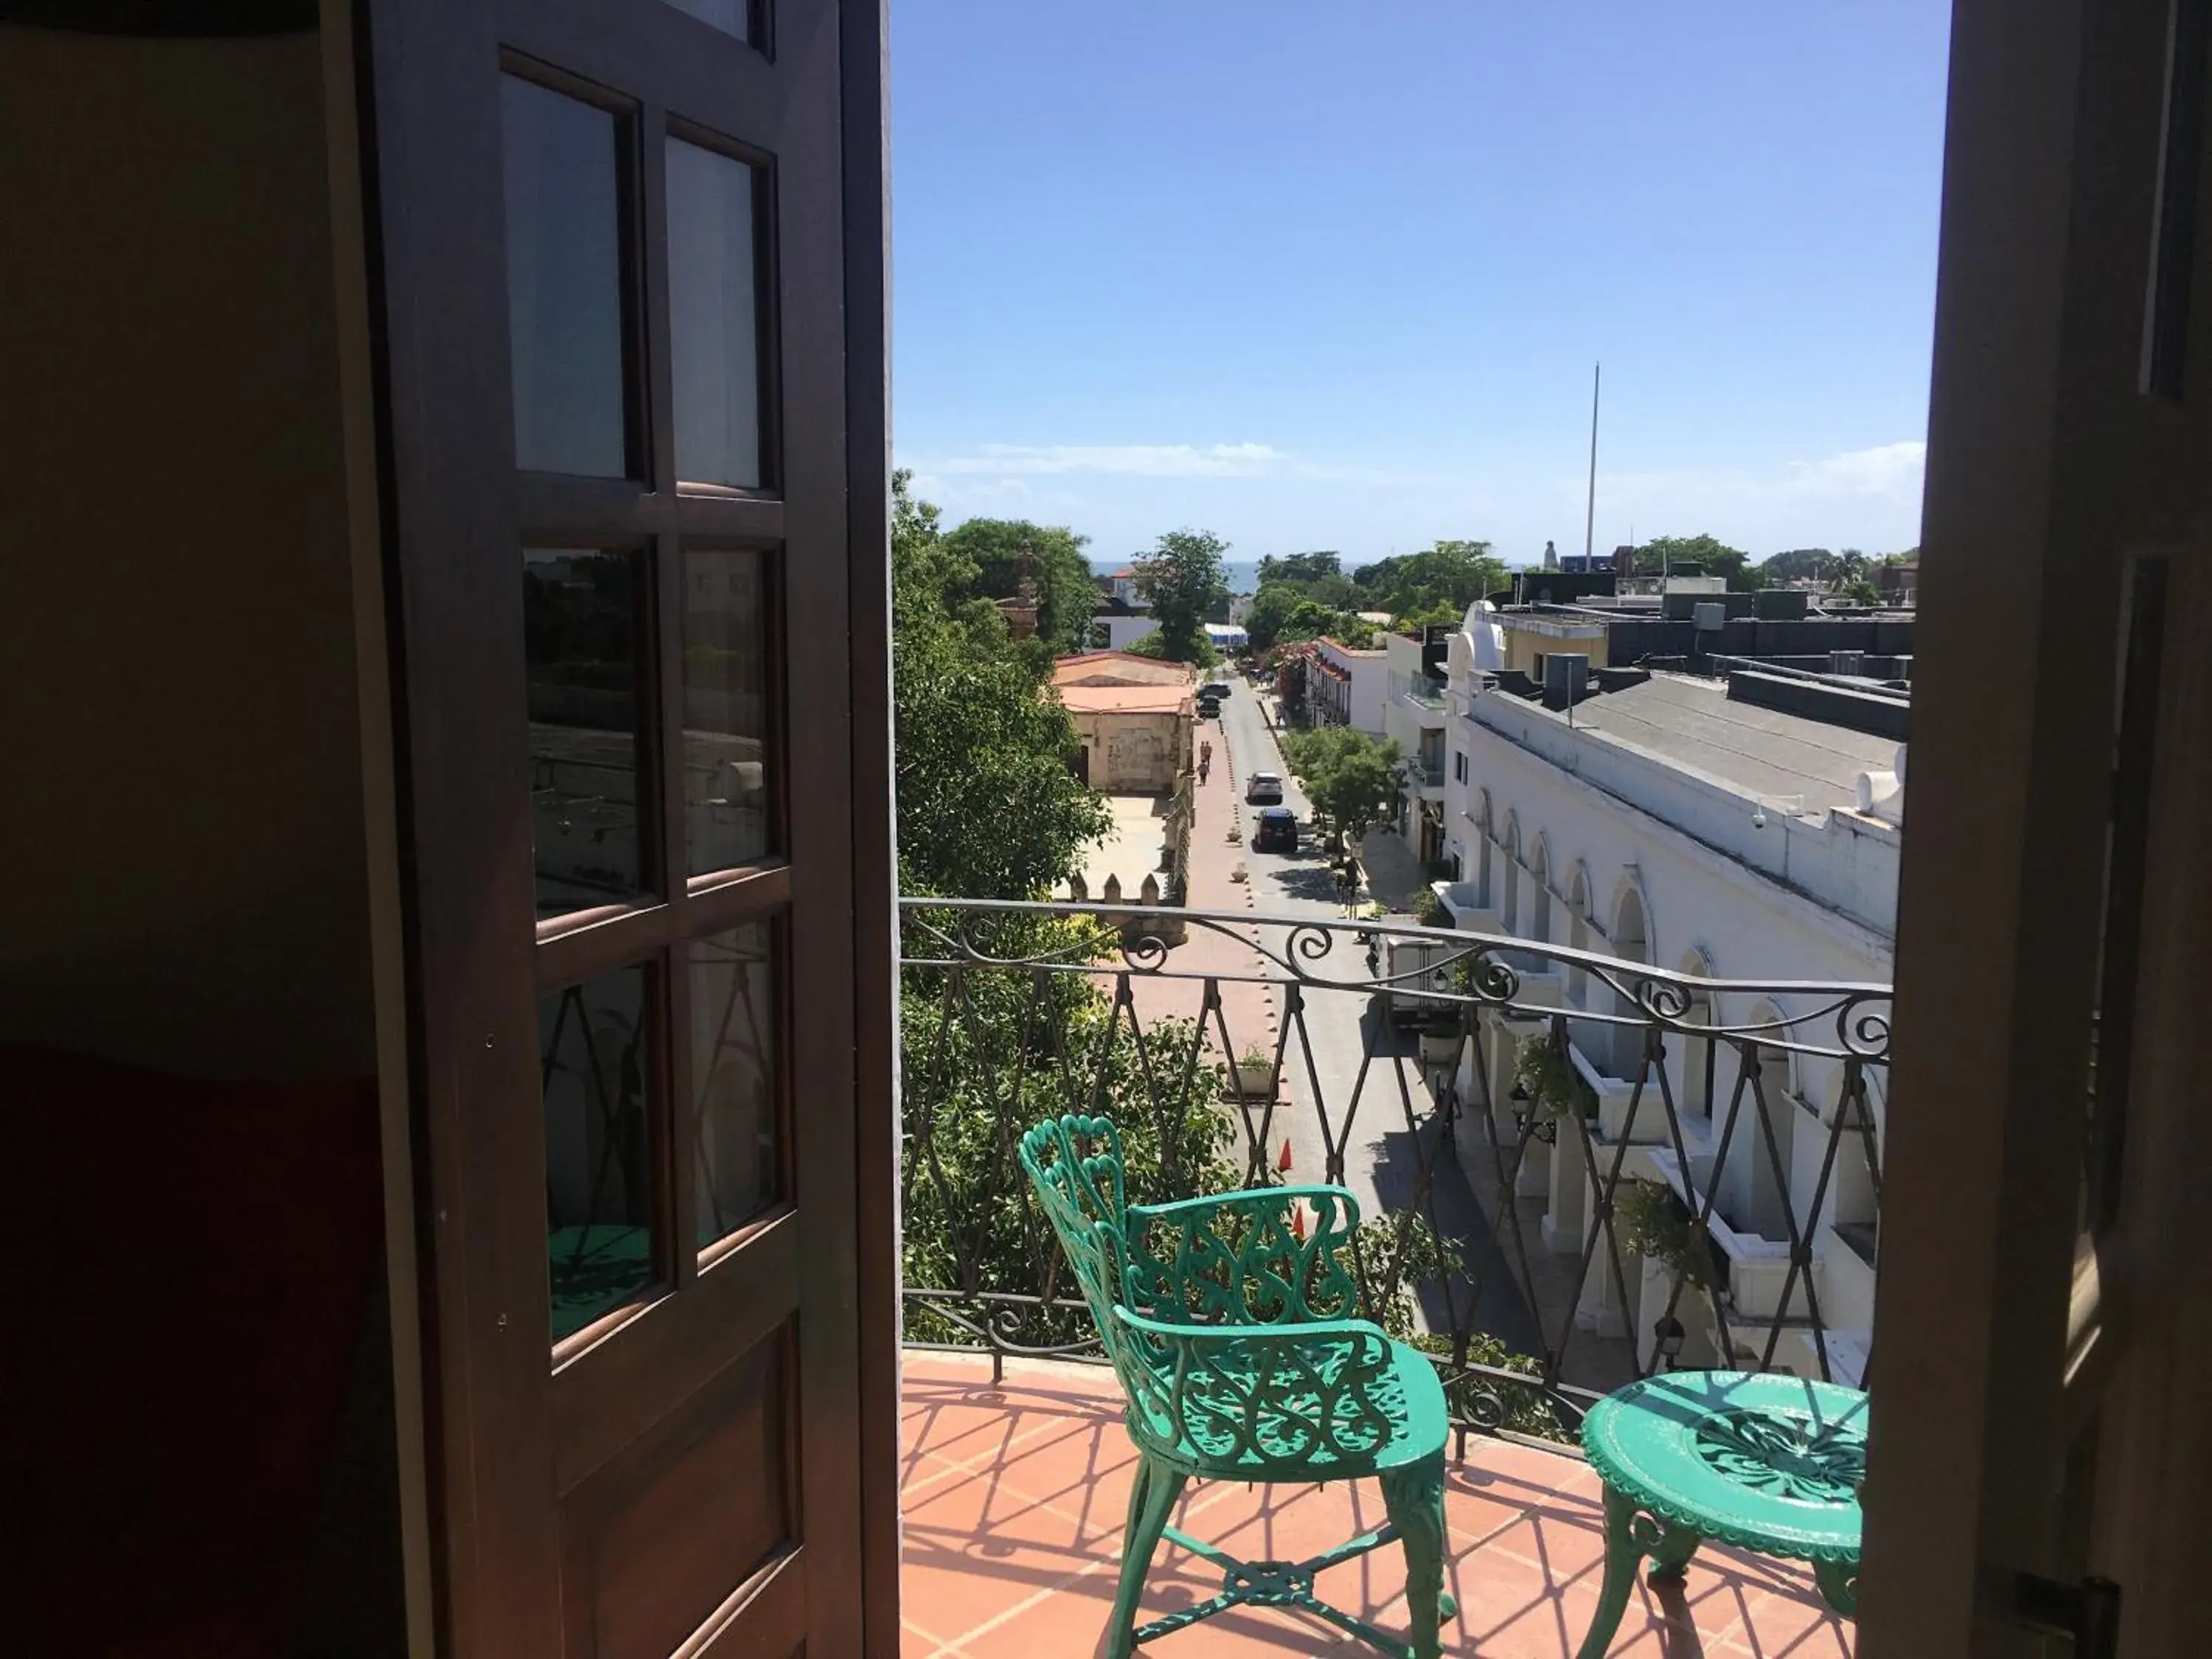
<box><xmin>900</xmin><ymin>1351</ymin><xmax>1853</xmax><ymax>1659</ymax></box>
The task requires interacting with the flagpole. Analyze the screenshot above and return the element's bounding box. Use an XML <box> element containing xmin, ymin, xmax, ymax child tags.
<box><xmin>1584</xmin><ymin>361</ymin><xmax>1601</xmax><ymax>566</ymax></box>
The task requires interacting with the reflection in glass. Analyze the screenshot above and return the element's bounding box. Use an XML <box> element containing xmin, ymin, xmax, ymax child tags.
<box><xmin>502</xmin><ymin>76</ymin><xmax>627</xmax><ymax>476</ymax></box>
<box><xmin>691</xmin><ymin>924</ymin><xmax>779</xmax><ymax>1245</ymax></box>
<box><xmin>684</xmin><ymin>549</ymin><xmax>773</xmax><ymax>871</ymax></box>
<box><xmin>667</xmin><ymin>137</ymin><xmax>764</xmax><ymax>487</ymax></box>
<box><xmin>662</xmin><ymin>0</ymin><xmax>756</xmax><ymax>42</ymax></box>
<box><xmin>525</xmin><ymin>549</ymin><xmax>646</xmax><ymax>917</ymax></box>
<box><xmin>543</xmin><ymin>965</ymin><xmax>658</xmax><ymax>1340</ymax></box>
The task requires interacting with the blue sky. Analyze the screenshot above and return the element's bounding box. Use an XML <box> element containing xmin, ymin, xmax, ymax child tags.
<box><xmin>891</xmin><ymin>1</ymin><xmax>1952</xmax><ymax>572</ymax></box>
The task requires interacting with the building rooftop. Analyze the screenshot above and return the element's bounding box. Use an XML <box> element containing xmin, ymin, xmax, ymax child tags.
<box><xmin>1054</xmin><ymin>684</ymin><xmax>1192</xmax><ymax>714</ymax></box>
<box><xmin>1538</xmin><ymin>673</ymin><xmax>1900</xmax><ymax>815</ymax></box>
<box><xmin>1052</xmin><ymin>651</ymin><xmax>1195</xmax><ymax>687</ymax></box>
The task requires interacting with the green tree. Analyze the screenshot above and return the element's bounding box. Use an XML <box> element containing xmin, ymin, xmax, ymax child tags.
<box><xmin>1634</xmin><ymin>533</ymin><xmax>1754</xmax><ymax>589</ymax></box>
<box><xmin>892</xmin><ymin>472</ymin><xmax>1109</xmax><ymax>897</ymax></box>
<box><xmin>940</xmin><ymin>518</ymin><xmax>1096</xmax><ymax>658</ymax></box>
<box><xmin>1350</xmin><ymin>540</ymin><xmax>1506</xmax><ymax>618</ymax></box>
<box><xmin>1759</xmin><ymin>547</ymin><xmax>1833</xmax><ymax>585</ymax></box>
<box><xmin>1257</xmin><ymin>551</ymin><xmax>1344</xmax><ymax>585</ymax></box>
<box><xmin>1123</xmin><ymin>627</ymin><xmax>1219</xmax><ymax>668</ymax></box>
<box><xmin>1280</xmin><ymin>726</ymin><xmax>1403</xmax><ymax>849</ymax></box>
<box><xmin>1134</xmin><ymin>529</ymin><xmax>1230</xmax><ymax>664</ymax></box>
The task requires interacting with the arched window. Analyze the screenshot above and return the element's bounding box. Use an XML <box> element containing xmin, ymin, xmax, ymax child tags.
<box><xmin>1609</xmin><ymin>885</ymin><xmax>1649</xmax><ymax>1079</ymax></box>
<box><xmin>1567</xmin><ymin>866</ymin><xmax>1591</xmax><ymax>1004</ymax></box>
<box><xmin>1677</xmin><ymin>948</ymin><xmax>1717</xmax><ymax>1124</ymax></box>
<box><xmin>1501</xmin><ymin>815</ymin><xmax>1521</xmax><ymax>933</ymax></box>
<box><xmin>1472</xmin><ymin>790</ymin><xmax>1493</xmax><ymax>908</ymax></box>
<box><xmin>1530</xmin><ymin>836</ymin><xmax>1553</xmax><ymax>944</ymax></box>
<box><xmin>1736</xmin><ymin>1001</ymin><xmax>1801</xmax><ymax>1240</ymax></box>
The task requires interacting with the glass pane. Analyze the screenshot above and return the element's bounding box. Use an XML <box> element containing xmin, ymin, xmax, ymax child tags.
<box><xmin>525</xmin><ymin>549</ymin><xmax>647</xmax><ymax>917</ymax></box>
<box><xmin>543</xmin><ymin>964</ymin><xmax>658</xmax><ymax>1341</ymax></box>
<box><xmin>502</xmin><ymin>76</ymin><xmax>627</xmax><ymax>476</ymax></box>
<box><xmin>684</xmin><ymin>549</ymin><xmax>773</xmax><ymax>871</ymax></box>
<box><xmin>690</xmin><ymin>923</ymin><xmax>779</xmax><ymax>1245</ymax></box>
<box><xmin>667</xmin><ymin>137</ymin><xmax>764</xmax><ymax>487</ymax></box>
<box><xmin>663</xmin><ymin>0</ymin><xmax>755</xmax><ymax>41</ymax></box>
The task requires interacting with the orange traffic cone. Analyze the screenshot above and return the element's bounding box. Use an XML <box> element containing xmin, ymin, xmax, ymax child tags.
<box><xmin>1278</xmin><ymin>1138</ymin><xmax>1293</xmax><ymax>1174</ymax></box>
<box><xmin>1290</xmin><ymin>1203</ymin><xmax>1307</xmax><ymax>1242</ymax></box>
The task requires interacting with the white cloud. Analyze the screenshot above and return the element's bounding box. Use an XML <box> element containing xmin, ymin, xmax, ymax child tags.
<box><xmin>1781</xmin><ymin>440</ymin><xmax>1926</xmax><ymax>498</ymax></box>
<box><xmin>921</xmin><ymin>442</ymin><xmax>1287</xmax><ymax>479</ymax></box>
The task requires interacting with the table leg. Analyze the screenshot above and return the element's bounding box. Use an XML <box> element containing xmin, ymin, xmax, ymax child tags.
<box><xmin>1646</xmin><ymin>1525</ymin><xmax>1702</xmax><ymax>1583</ymax></box>
<box><xmin>1576</xmin><ymin>1485</ymin><xmax>1645</xmax><ymax>1659</ymax></box>
<box><xmin>1813</xmin><ymin>1556</ymin><xmax>1859</xmax><ymax>1617</ymax></box>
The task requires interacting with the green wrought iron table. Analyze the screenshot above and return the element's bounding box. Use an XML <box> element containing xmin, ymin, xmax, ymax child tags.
<box><xmin>1576</xmin><ymin>1371</ymin><xmax>1865</xmax><ymax>1658</ymax></box>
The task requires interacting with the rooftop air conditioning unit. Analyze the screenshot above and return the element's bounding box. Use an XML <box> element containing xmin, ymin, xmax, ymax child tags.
<box><xmin>1830</xmin><ymin>650</ymin><xmax>1865</xmax><ymax>675</ymax></box>
<box><xmin>1692</xmin><ymin>602</ymin><xmax>1726</xmax><ymax>632</ymax></box>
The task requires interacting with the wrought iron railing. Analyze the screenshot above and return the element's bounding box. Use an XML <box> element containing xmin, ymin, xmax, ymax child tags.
<box><xmin>899</xmin><ymin>897</ymin><xmax>1889</xmax><ymax>1458</ymax></box>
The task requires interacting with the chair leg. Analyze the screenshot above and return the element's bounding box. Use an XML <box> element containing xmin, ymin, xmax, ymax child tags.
<box><xmin>1108</xmin><ymin>1453</ymin><xmax>1186</xmax><ymax>1659</ymax></box>
<box><xmin>1380</xmin><ymin>1455</ymin><xmax>1450</xmax><ymax>1659</ymax></box>
<box><xmin>1577</xmin><ymin>1484</ymin><xmax>1645</xmax><ymax>1659</ymax></box>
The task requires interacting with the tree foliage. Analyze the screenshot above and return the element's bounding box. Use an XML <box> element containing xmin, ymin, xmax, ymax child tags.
<box><xmin>940</xmin><ymin>517</ymin><xmax>1097</xmax><ymax>658</ymax></box>
<box><xmin>892</xmin><ymin>471</ymin><xmax>1109</xmax><ymax>897</ymax></box>
<box><xmin>1279</xmin><ymin>726</ymin><xmax>1404</xmax><ymax>846</ymax></box>
<box><xmin>1134</xmin><ymin>528</ymin><xmax>1231</xmax><ymax>664</ymax></box>
<box><xmin>1632</xmin><ymin>533</ymin><xmax>1754</xmax><ymax>589</ymax></box>
<box><xmin>1245</xmin><ymin>586</ymin><xmax>1374</xmax><ymax>653</ymax></box>
<box><xmin>898</xmin><ymin>916</ymin><xmax>1241</xmax><ymax>1345</ymax></box>
<box><xmin>1256</xmin><ymin>551</ymin><xmax>1346</xmax><ymax>587</ymax></box>
<box><xmin>1124</xmin><ymin>627</ymin><xmax>1218</xmax><ymax>667</ymax></box>
<box><xmin>1350</xmin><ymin>540</ymin><xmax>1507</xmax><ymax>620</ymax></box>
<box><xmin>1759</xmin><ymin>547</ymin><xmax>1832</xmax><ymax>585</ymax></box>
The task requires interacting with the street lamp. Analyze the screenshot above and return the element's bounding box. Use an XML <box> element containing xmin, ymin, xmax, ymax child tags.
<box><xmin>1652</xmin><ymin>1315</ymin><xmax>1686</xmax><ymax>1372</ymax></box>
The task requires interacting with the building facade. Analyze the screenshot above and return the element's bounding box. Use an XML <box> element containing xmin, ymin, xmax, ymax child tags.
<box><xmin>1307</xmin><ymin>636</ymin><xmax>1388</xmax><ymax>734</ymax></box>
<box><xmin>1435</xmin><ymin>602</ymin><xmax>1905</xmax><ymax>1385</ymax></box>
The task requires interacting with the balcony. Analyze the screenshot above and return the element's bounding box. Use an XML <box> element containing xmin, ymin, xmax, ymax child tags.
<box><xmin>1402</xmin><ymin>756</ymin><xmax>1447</xmax><ymax>798</ymax></box>
<box><xmin>902</xmin><ymin>1352</ymin><xmax>1851</xmax><ymax>1656</ymax></box>
<box><xmin>899</xmin><ymin>898</ymin><xmax>1886</xmax><ymax>1655</ymax></box>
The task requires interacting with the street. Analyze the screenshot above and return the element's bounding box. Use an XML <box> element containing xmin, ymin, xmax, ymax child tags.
<box><xmin>1203</xmin><ymin>677</ymin><xmax>1541</xmax><ymax>1354</ymax></box>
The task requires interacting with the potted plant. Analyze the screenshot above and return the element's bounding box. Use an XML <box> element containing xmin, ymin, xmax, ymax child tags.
<box><xmin>1235</xmin><ymin>1046</ymin><xmax>1278</xmax><ymax>1099</ymax></box>
<box><xmin>1418</xmin><ymin>1015</ymin><xmax>1462</xmax><ymax>1066</ymax></box>
<box><xmin>1616</xmin><ymin>1178</ymin><xmax>1720</xmax><ymax>1291</ymax></box>
<box><xmin>1512</xmin><ymin>1033</ymin><xmax>1598</xmax><ymax>1123</ymax></box>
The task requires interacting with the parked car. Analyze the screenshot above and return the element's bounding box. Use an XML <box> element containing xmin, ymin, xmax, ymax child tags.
<box><xmin>1199</xmin><ymin>681</ymin><xmax>1232</xmax><ymax>701</ymax></box>
<box><xmin>1196</xmin><ymin>695</ymin><xmax>1221</xmax><ymax>719</ymax></box>
<box><xmin>1245</xmin><ymin>771</ymin><xmax>1284</xmax><ymax>804</ymax></box>
<box><xmin>1251</xmin><ymin>806</ymin><xmax>1298</xmax><ymax>852</ymax></box>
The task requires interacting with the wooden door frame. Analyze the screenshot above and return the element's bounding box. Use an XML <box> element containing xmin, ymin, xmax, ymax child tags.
<box><xmin>1860</xmin><ymin>0</ymin><xmax>2200</xmax><ymax>1652</ymax></box>
<box><xmin>838</xmin><ymin>1</ymin><xmax>903</xmax><ymax>1653</ymax></box>
<box><xmin>352</xmin><ymin>0</ymin><xmax>898</xmax><ymax>1650</ymax></box>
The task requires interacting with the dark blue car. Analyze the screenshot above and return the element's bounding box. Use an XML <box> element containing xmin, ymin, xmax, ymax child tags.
<box><xmin>1251</xmin><ymin>806</ymin><xmax>1298</xmax><ymax>852</ymax></box>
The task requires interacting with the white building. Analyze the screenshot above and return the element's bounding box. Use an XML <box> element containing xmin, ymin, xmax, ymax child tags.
<box><xmin>1307</xmin><ymin>636</ymin><xmax>1388</xmax><ymax>734</ymax></box>
<box><xmin>1433</xmin><ymin>601</ymin><xmax>1904</xmax><ymax>1385</ymax></box>
<box><xmin>1382</xmin><ymin>629</ymin><xmax>1448</xmax><ymax>866</ymax></box>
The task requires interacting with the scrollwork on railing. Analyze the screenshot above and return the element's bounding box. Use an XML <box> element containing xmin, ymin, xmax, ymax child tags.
<box><xmin>898</xmin><ymin>896</ymin><xmax>1893</xmax><ymax>1458</ymax></box>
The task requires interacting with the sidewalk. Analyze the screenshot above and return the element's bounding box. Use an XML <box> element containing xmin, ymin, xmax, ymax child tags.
<box><xmin>1121</xmin><ymin>714</ymin><xmax>1278</xmax><ymax>1071</ymax></box>
<box><xmin>1358</xmin><ymin>827</ymin><xmax>1429</xmax><ymax>911</ymax></box>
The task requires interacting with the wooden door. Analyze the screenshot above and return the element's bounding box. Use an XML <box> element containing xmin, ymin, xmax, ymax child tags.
<box><xmin>1858</xmin><ymin>0</ymin><xmax>2212</xmax><ymax>1653</ymax></box>
<box><xmin>356</xmin><ymin>1</ymin><xmax>891</xmax><ymax>1653</ymax></box>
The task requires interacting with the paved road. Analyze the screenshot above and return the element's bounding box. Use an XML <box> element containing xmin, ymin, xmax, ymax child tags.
<box><xmin>1211</xmin><ymin>678</ymin><xmax>1543</xmax><ymax>1354</ymax></box>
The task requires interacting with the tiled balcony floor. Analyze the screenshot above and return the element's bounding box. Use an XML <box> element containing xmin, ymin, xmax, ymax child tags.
<box><xmin>900</xmin><ymin>1351</ymin><xmax>1853</xmax><ymax>1658</ymax></box>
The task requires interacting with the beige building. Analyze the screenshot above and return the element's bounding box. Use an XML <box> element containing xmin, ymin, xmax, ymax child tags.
<box><xmin>1051</xmin><ymin>652</ymin><xmax>1196</xmax><ymax>792</ymax></box>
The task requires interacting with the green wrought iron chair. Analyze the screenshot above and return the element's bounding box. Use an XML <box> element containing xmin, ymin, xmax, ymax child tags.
<box><xmin>1018</xmin><ymin>1113</ymin><xmax>1455</xmax><ymax>1659</ymax></box>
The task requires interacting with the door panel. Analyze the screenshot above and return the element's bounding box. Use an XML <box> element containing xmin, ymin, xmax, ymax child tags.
<box><xmin>361</xmin><ymin>1</ymin><xmax>871</xmax><ymax>1652</ymax></box>
<box><xmin>1861</xmin><ymin>0</ymin><xmax>2211</xmax><ymax>1652</ymax></box>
